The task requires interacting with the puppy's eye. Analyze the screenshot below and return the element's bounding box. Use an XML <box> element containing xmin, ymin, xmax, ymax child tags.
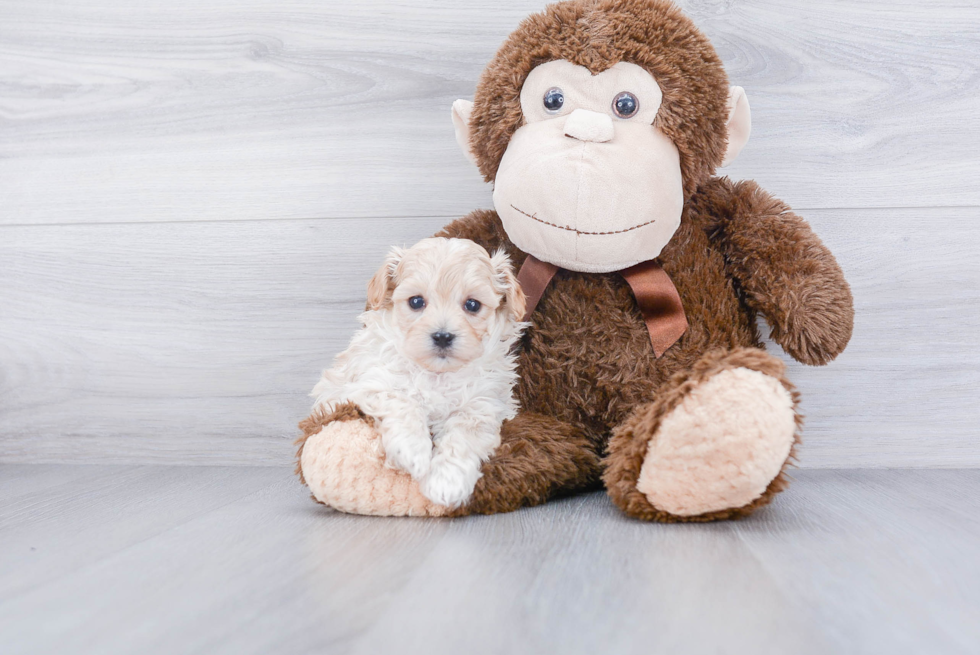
<box><xmin>543</xmin><ymin>87</ymin><xmax>564</xmax><ymax>113</ymax></box>
<box><xmin>463</xmin><ymin>299</ymin><xmax>481</xmax><ymax>313</ymax></box>
<box><xmin>408</xmin><ymin>296</ymin><xmax>426</xmax><ymax>310</ymax></box>
<box><xmin>612</xmin><ymin>91</ymin><xmax>639</xmax><ymax>118</ymax></box>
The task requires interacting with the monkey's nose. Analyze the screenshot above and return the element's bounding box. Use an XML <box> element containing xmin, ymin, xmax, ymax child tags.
<box><xmin>431</xmin><ymin>331</ymin><xmax>455</xmax><ymax>349</ymax></box>
<box><xmin>564</xmin><ymin>109</ymin><xmax>614</xmax><ymax>143</ymax></box>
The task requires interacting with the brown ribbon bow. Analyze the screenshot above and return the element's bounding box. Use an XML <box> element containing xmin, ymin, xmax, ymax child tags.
<box><xmin>517</xmin><ymin>255</ymin><xmax>688</xmax><ymax>358</ymax></box>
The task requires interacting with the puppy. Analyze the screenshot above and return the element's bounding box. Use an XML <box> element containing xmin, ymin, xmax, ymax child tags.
<box><xmin>312</xmin><ymin>237</ymin><xmax>527</xmax><ymax>507</ymax></box>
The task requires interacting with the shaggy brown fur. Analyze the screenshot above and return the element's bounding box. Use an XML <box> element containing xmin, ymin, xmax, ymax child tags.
<box><xmin>299</xmin><ymin>0</ymin><xmax>853</xmax><ymax>521</ymax></box>
<box><xmin>449</xmin><ymin>412</ymin><xmax>603</xmax><ymax>517</ymax></box>
<box><xmin>693</xmin><ymin>178</ymin><xmax>855</xmax><ymax>365</ymax></box>
<box><xmin>428</xmin><ymin>175</ymin><xmax>850</xmax><ymax>521</ymax></box>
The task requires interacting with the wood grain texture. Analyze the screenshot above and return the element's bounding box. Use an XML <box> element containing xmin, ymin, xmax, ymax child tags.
<box><xmin>1</xmin><ymin>0</ymin><xmax>978</xmax><ymax>226</ymax></box>
<box><xmin>1</xmin><ymin>466</ymin><xmax>977</xmax><ymax>655</ymax></box>
<box><xmin>1</xmin><ymin>208</ymin><xmax>977</xmax><ymax>467</ymax></box>
<box><xmin>0</xmin><ymin>465</ymin><xmax>287</xmax><ymax>599</ymax></box>
<box><xmin>1</xmin><ymin>0</ymin><xmax>978</xmax><ymax>467</ymax></box>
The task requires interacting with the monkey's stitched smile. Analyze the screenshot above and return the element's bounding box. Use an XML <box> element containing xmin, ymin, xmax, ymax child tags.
<box><xmin>510</xmin><ymin>204</ymin><xmax>657</xmax><ymax>236</ymax></box>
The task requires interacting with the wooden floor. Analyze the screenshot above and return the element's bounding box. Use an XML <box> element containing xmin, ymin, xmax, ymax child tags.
<box><xmin>1</xmin><ymin>466</ymin><xmax>977</xmax><ymax>655</ymax></box>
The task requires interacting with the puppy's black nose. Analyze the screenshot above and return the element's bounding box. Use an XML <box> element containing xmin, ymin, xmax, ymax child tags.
<box><xmin>431</xmin><ymin>331</ymin><xmax>455</xmax><ymax>349</ymax></box>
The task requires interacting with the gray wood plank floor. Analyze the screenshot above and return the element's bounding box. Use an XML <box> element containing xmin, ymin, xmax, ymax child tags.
<box><xmin>1</xmin><ymin>466</ymin><xmax>977</xmax><ymax>655</ymax></box>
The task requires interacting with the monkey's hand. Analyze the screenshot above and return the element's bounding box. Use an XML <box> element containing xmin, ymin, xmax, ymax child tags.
<box><xmin>703</xmin><ymin>178</ymin><xmax>854</xmax><ymax>366</ymax></box>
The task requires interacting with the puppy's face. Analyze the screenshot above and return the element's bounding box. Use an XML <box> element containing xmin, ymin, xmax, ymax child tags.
<box><xmin>367</xmin><ymin>238</ymin><xmax>526</xmax><ymax>373</ymax></box>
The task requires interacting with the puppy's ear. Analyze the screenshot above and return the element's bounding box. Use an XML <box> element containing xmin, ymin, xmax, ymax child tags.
<box><xmin>489</xmin><ymin>249</ymin><xmax>526</xmax><ymax>322</ymax></box>
<box><xmin>366</xmin><ymin>247</ymin><xmax>403</xmax><ymax>311</ymax></box>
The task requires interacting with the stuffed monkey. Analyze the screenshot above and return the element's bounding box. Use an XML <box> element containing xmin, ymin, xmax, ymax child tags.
<box><xmin>297</xmin><ymin>0</ymin><xmax>853</xmax><ymax>521</ymax></box>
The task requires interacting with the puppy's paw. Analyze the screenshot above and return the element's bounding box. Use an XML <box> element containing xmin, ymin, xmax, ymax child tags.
<box><xmin>384</xmin><ymin>435</ymin><xmax>433</xmax><ymax>480</ymax></box>
<box><xmin>421</xmin><ymin>459</ymin><xmax>479</xmax><ymax>508</ymax></box>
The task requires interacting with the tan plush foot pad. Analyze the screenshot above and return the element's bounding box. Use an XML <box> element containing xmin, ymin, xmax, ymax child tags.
<box><xmin>637</xmin><ymin>367</ymin><xmax>796</xmax><ymax>516</ymax></box>
<box><xmin>300</xmin><ymin>419</ymin><xmax>449</xmax><ymax>517</ymax></box>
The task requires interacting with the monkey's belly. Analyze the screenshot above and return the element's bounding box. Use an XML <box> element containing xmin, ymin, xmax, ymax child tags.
<box><xmin>515</xmin><ymin>267</ymin><xmax>758</xmax><ymax>434</ymax></box>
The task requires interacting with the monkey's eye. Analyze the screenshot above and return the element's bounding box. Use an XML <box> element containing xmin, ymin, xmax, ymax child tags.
<box><xmin>408</xmin><ymin>296</ymin><xmax>426</xmax><ymax>311</ymax></box>
<box><xmin>464</xmin><ymin>298</ymin><xmax>482</xmax><ymax>313</ymax></box>
<box><xmin>612</xmin><ymin>91</ymin><xmax>639</xmax><ymax>118</ymax></box>
<box><xmin>543</xmin><ymin>87</ymin><xmax>565</xmax><ymax>113</ymax></box>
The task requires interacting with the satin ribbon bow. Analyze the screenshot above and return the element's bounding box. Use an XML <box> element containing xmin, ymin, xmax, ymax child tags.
<box><xmin>516</xmin><ymin>255</ymin><xmax>688</xmax><ymax>358</ymax></box>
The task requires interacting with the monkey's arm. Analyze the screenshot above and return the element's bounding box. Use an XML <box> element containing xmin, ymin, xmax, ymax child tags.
<box><xmin>700</xmin><ymin>178</ymin><xmax>854</xmax><ymax>366</ymax></box>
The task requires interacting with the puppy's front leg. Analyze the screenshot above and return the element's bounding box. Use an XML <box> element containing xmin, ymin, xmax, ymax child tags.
<box><xmin>421</xmin><ymin>412</ymin><xmax>502</xmax><ymax>508</ymax></box>
<box><xmin>378</xmin><ymin>398</ymin><xmax>433</xmax><ymax>480</ymax></box>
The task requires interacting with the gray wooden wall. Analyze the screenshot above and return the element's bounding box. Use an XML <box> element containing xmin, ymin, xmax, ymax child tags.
<box><xmin>2</xmin><ymin>0</ymin><xmax>978</xmax><ymax>467</ymax></box>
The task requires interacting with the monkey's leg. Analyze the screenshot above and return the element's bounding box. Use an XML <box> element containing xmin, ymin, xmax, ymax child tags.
<box><xmin>297</xmin><ymin>404</ymin><xmax>600</xmax><ymax>517</ymax></box>
<box><xmin>603</xmin><ymin>348</ymin><xmax>801</xmax><ymax>522</ymax></box>
<box><xmin>453</xmin><ymin>412</ymin><xmax>602</xmax><ymax>516</ymax></box>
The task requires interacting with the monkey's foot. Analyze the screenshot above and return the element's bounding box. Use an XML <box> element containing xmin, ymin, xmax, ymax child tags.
<box><xmin>605</xmin><ymin>348</ymin><xmax>800</xmax><ymax>521</ymax></box>
<box><xmin>638</xmin><ymin>367</ymin><xmax>796</xmax><ymax>516</ymax></box>
<box><xmin>298</xmin><ymin>415</ymin><xmax>449</xmax><ymax>517</ymax></box>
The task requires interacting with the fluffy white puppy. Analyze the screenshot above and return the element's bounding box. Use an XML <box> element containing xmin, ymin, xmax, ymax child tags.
<box><xmin>312</xmin><ymin>237</ymin><xmax>527</xmax><ymax>508</ymax></box>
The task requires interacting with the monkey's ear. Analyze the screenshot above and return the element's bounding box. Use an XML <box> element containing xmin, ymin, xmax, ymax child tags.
<box><xmin>489</xmin><ymin>249</ymin><xmax>527</xmax><ymax>322</ymax></box>
<box><xmin>366</xmin><ymin>247</ymin><xmax>403</xmax><ymax>311</ymax></box>
<box><xmin>451</xmin><ymin>99</ymin><xmax>479</xmax><ymax>167</ymax></box>
<box><xmin>721</xmin><ymin>86</ymin><xmax>752</xmax><ymax>167</ymax></box>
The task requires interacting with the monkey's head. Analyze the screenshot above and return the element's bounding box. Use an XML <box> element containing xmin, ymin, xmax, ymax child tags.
<box><xmin>452</xmin><ymin>0</ymin><xmax>751</xmax><ymax>273</ymax></box>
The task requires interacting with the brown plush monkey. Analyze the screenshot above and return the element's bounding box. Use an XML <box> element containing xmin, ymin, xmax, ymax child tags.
<box><xmin>297</xmin><ymin>0</ymin><xmax>853</xmax><ymax>521</ymax></box>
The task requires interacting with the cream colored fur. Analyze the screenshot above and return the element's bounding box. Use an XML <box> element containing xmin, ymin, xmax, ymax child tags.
<box><xmin>311</xmin><ymin>238</ymin><xmax>526</xmax><ymax>508</ymax></box>
<box><xmin>563</xmin><ymin>108</ymin><xmax>615</xmax><ymax>143</ymax></box>
<box><xmin>636</xmin><ymin>367</ymin><xmax>796</xmax><ymax>516</ymax></box>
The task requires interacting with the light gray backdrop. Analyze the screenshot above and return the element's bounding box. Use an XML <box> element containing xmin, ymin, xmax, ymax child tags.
<box><xmin>1</xmin><ymin>0</ymin><xmax>978</xmax><ymax>467</ymax></box>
